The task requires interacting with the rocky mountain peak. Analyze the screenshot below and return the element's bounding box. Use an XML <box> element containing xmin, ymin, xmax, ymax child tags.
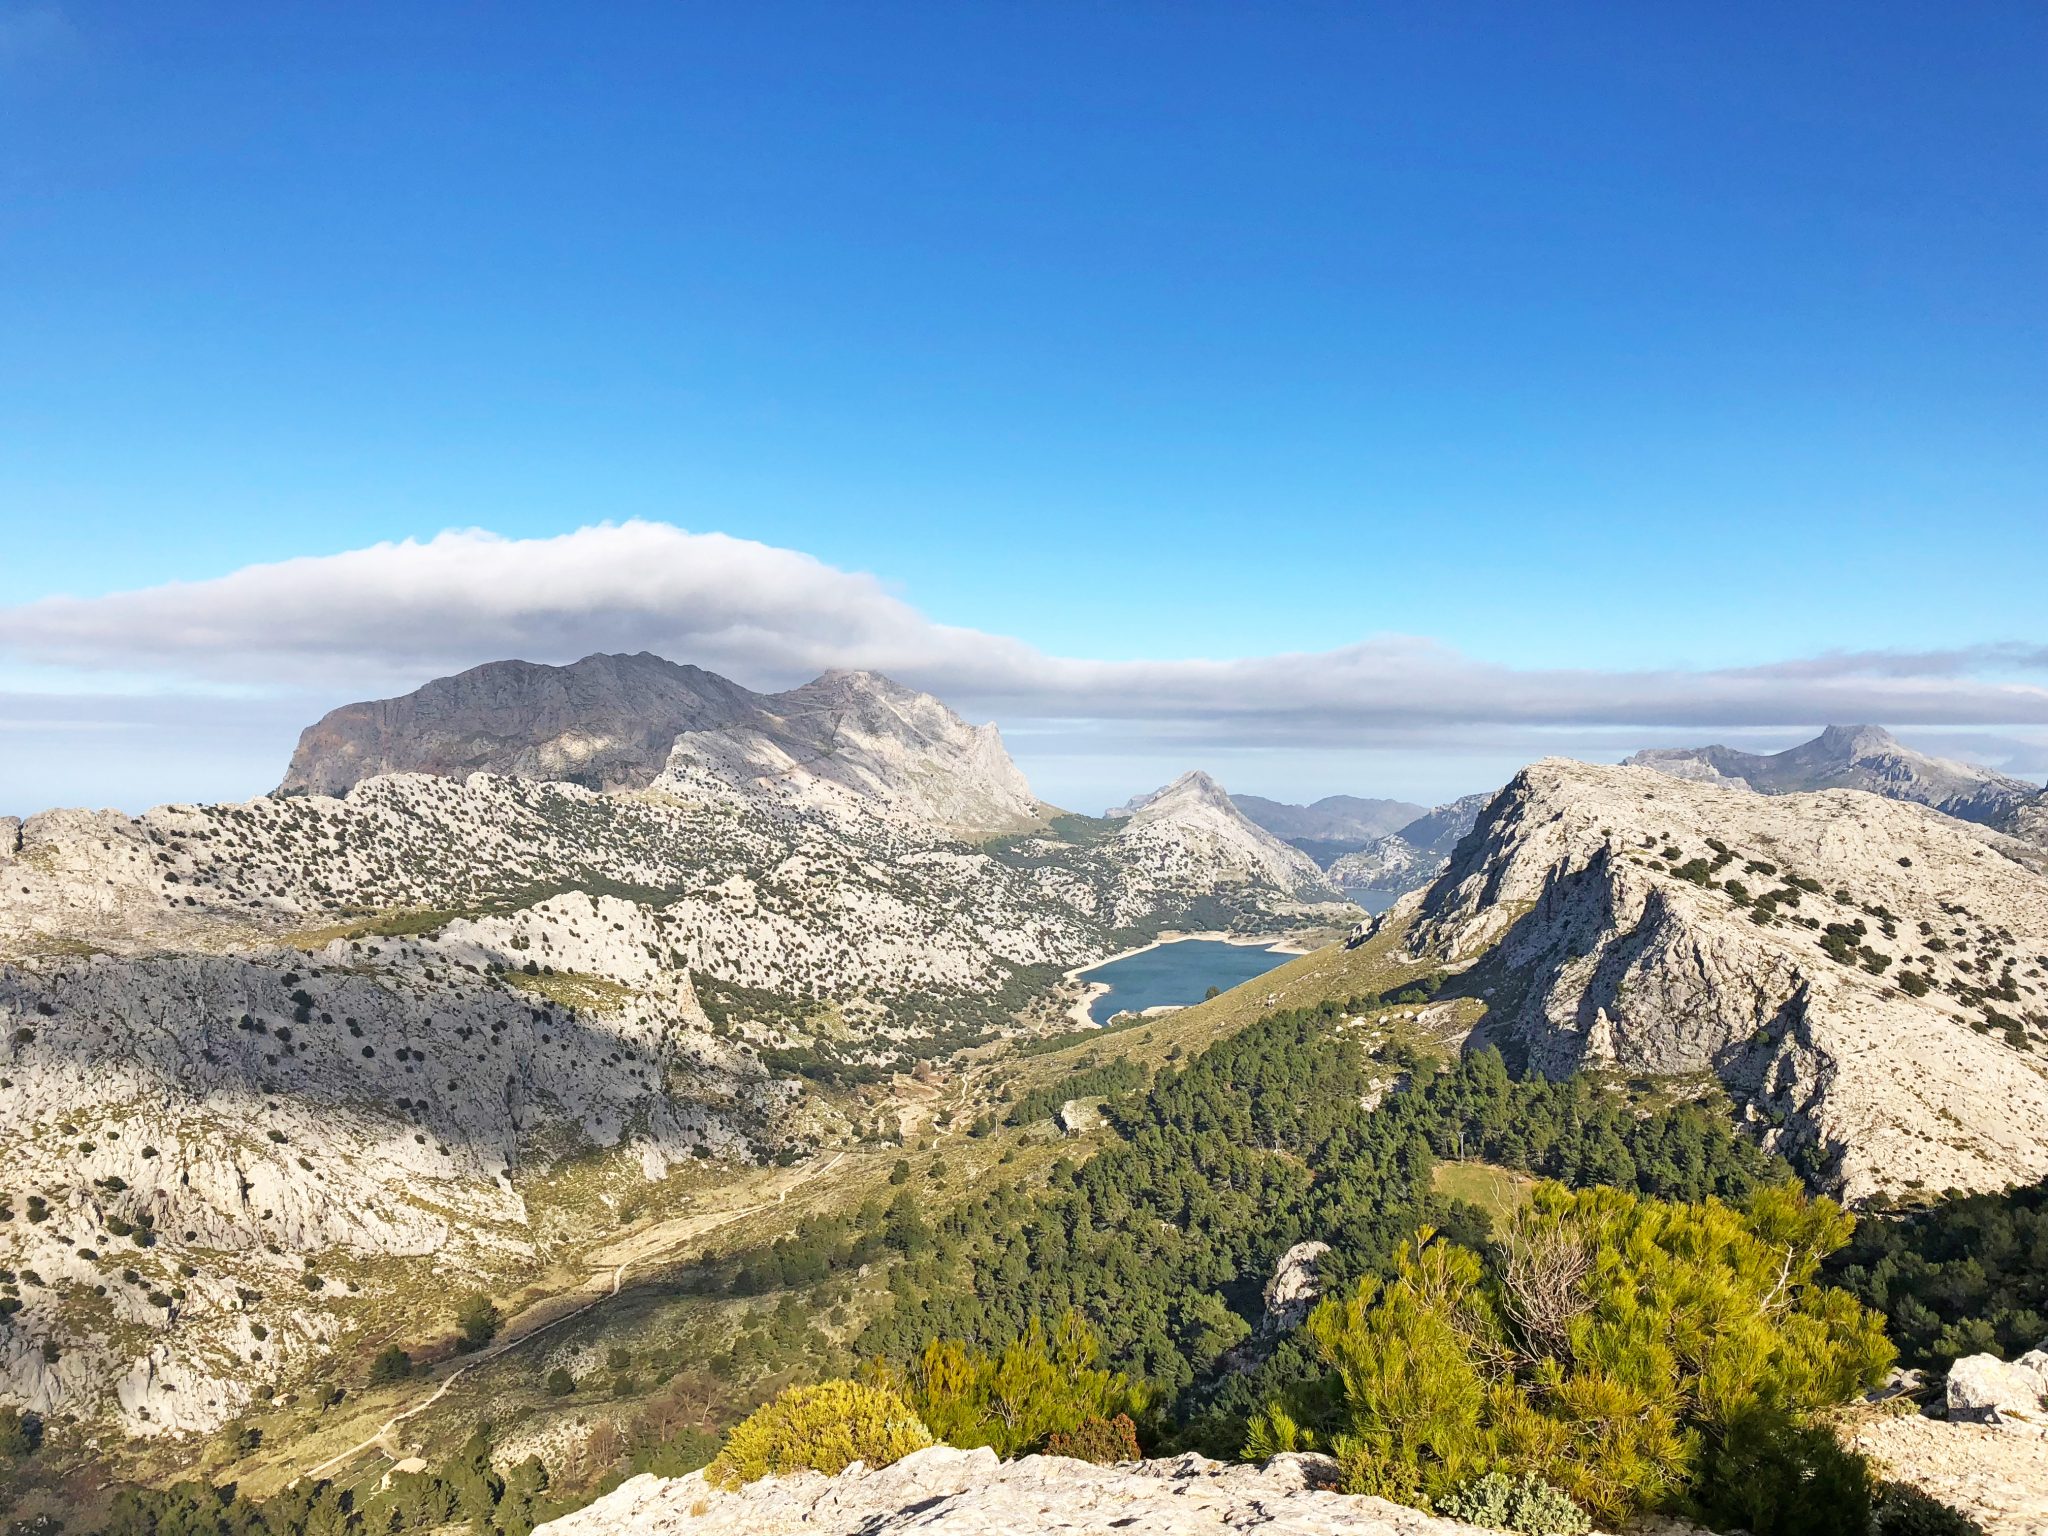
<box><xmin>1102</xmin><ymin>771</ymin><xmax>1345</xmax><ymax>905</ymax></box>
<box><xmin>274</xmin><ymin>653</ymin><xmax>1044</xmax><ymax>838</ymax></box>
<box><xmin>1624</xmin><ymin>724</ymin><xmax>2038</xmax><ymax>828</ymax></box>
<box><xmin>1107</xmin><ymin>770</ymin><xmax>1235</xmax><ymax>820</ymax></box>
<box><xmin>278</xmin><ymin>650</ymin><xmax>766</xmax><ymax>796</ymax></box>
<box><xmin>1814</xmin><ymin>722</ymin><xmax>1900</xmax><ymax>758</ymax></box>
<box><xmin>1395</xmin><ymin>757</ymin><xmax>2048</xmax><ymax>1202</ymax></box>
<box><xmin>1149</xmin><ymin>769</ymin><xmax>1236</xmax><ymax>813</ymax></box>
<box><xmin>775</xmin><ymin>668</ymin><xmax>926</xmax><ymax>713</ymax></box>
<box><xmin>657</xmin><ymin>666</ymin><xmax>1043</xmax><ymax>837</ymax></box>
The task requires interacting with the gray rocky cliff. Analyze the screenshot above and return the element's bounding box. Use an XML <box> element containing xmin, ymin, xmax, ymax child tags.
<box><xmin>1398</xmin><ymin>759</ymin><xmax>2048</xmax><ymax>1203</ymax></box>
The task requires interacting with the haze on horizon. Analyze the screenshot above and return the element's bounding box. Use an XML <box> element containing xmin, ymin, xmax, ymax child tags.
<box><xmin>1</xmin><ymin>2</ymin><xmax>2043</xmax><ymax>814</ymax></box>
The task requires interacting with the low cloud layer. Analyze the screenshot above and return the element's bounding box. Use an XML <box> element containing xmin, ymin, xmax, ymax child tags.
<box><xmin>3</xmin><ymin>520</ymin><xmax>2045</xmax><ymax>811</ymax></box>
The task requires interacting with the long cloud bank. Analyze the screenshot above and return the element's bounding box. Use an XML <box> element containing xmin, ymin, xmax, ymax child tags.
<box><xmin>4</xmin><ymin>521</ymin><xmax>2048</xmax><ymax>748</ymax></box>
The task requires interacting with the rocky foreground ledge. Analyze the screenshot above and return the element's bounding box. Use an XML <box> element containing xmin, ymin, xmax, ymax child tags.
<box><xmin>531</xmin><ymin>1423</ymin><xmax>2048</xmax><ymax>1536</ymax></box>
<box><xmin>531</xmin><ymin>1446</ymin><xmax>1643</xmax><ymax>1536</ymax></box>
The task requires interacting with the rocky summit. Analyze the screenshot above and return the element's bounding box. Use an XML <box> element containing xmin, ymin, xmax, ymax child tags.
<box><xmin>279</xmin><ymin>652</ymin><xmax>767</xmax><ymax>798</ymax></box>
<box><xmin>534</xmin><ymin>1446</ymin><xmax>1613</xmax><ymax>1536</ymax></box>
<box><xmin>1109</xmin><ymin>772</ymin><xmax>1340</xmax><ymax>903</ymax></box>
<box><xmin>279</xmin><ymin>655</ymin><xmax>1045</xmax><ymax>837</ymax></box>
<box><xmin>1625</xmin><ymin>723</ymin><xmax>2042</xmax><ymax>828</ymax></box>
<box><xmin>1390</xmin><ymin>757</ymin><xmax>2048</xmax><ymax>1201</ymax></box>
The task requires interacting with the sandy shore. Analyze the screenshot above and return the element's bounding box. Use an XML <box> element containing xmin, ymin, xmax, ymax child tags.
<box><xmin>1058</xmin><ymin>930</ymin><xmax>1299</xmax><ymax>1031</ymax></box>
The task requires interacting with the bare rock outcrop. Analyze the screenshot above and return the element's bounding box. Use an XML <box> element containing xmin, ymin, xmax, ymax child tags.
<box><xmin>1110</xmin><ymin>773</ymin><xmax>1342</xmax><ymax>905</ymax></box>
<box><xmin>280</xmin><ymin>652</ymin><xmax>765</xmax><ymax>797</ymax></box>
<box><xmin>1400</xmin><ymin>759</ymin><xmax>2048</xmax><ymax>1202</ymax></box>
<box><xmin>1262</xmin><ymin>1240</ymin><xmax>1331</xmax><ymax>1332</ymax></box>
<box><xmin>533</xmin><ymin>1445</ymin><xmax>1615</xmax><ymax>1536</ymax></box>
<box><xmin>658</xmin><ymin>669</ymin><xmax>1043</xmax><ymax>837</ymax></box>
<box><xmin>1948</xmin><ymin>1350</ymin><xmax>2048</xmax><ymax>1432</ymax></box>
<box><xmin>2001</xmin><ymin>789</ymin><xmax>2048</xmax><ymax>852</ymax></box>
<box><xmin>1852</xmin><ymin>1409</ymin><xmax>2048</xmax><ymax>1535</ymax></box>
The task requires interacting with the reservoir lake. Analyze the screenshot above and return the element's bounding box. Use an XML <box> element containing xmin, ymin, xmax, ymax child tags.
<box><xmin>1077</xmin><ymin>938</ymin><xmax>1294</xmax><ymax>1026</ymax></box>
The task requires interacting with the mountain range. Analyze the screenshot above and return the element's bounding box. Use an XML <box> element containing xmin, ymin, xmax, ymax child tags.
<box><xmin>0</xmin><ymin>655</ymin><xmax>1354</xmax><ymax>1438</ymax></box>
<box><xmin>1625</xmin><ymin>723</ymin><xmax>2043</xmax><ymax>829</ymax></box>
<box><xmin>6</xmin><ymin>658</ymin><xmax>2048</xmax><ymax>1518</ymax></box>
<box><xmin>1225</xmin><ymin>793</ymin><xmax>1427</xmax><ymax>863</ymax></box>
<box><xmin>281</xmin><ymin>653</ymin><xmax>1047</xmax><ymax>837</ymax></box>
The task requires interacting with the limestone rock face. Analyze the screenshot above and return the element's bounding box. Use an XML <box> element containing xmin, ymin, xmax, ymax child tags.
<box><xmin>1624</xmin><ymin>724</ymin><xmax>2040</xmax><ymax>828</ymax></box>
<box><xmin>1327</xmin><ymin>795</ymin><xmax>1492</xmax><ymax>902</ymax></box>
<box><xmin>1109</xmin><ymin>773</ymin><xmax>1341</xmax><ymax>904</ymax></box>
<box><xmin>1402</xmin><ymin>759</ymin><xmax>2048</xmax><ymax>1202</ymax></box>
<box><xmin>0</xmin><ymin>926</ymin><xmax>778</xmax><ymax>1438</ymax></box>
<box><xmin>658</xmin><ymin>669</ymin><xmax>1043</xmax><ymax>837</ymax></box>
<box><xmin>1852</xmin><ymin>1410</ymin><xmax>2048</xmax><ymax>1535</ymax></box>
<box><xmin>1262</xmin><ymin>1240</ymin><xmax>1332</xmax><ymax>1331</ymax></box>
<box><xmin>532</xmin><ymin>1445</ymin><xmax>1614</xmax><ymax>1536</ymax></box>
<box><xmin>1948</xmin><ymin>1351</ymin><xmax>2048</xmax><ymax>1431</ymax></box>
<box><xmin>2001</xmin><ymin>789</ymin><xmax>2048</xmax><ymax>851</ymax></box>
<box><xmin>280</xmin><ymin>656</ymin><xmax>1045</xmax><ymax>839</ymax></box>
<box><xmin>280</xmin><ymin>652</ymin><xmax>765</xmax><ymax>796</ymax></box>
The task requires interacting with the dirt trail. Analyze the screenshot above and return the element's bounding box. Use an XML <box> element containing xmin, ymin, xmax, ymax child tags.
<box><xmin>301</xmin><ymin>1149</ymin><xmax>853</xmax><ymax>1481</ymax></box>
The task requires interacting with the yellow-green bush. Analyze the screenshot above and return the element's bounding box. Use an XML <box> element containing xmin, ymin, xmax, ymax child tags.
<box><xmin>1262</xmin><ymin>1181</ymin><xmax>1893</xmax><ymax>1529</ymax></box>
<box><xmin>704</xmin><ymin>1379</ymin><xmax>933</xmax><ymax>1489</ymax></box>
<box><xmin>870</xmin><ymin>1312</ymin><xmax>1150</xmax><ymax>1458</ymax></box>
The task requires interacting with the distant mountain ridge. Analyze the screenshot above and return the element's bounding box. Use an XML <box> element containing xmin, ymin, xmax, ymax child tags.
<box><xmin>1228</xmin><ymin>793</ymin><xmax>1426</xmax><ymax>855</ymax></box>
<box><xmin>1326</xmin><ymin>792</ymin><xmax>1494</xmax><ymax>903</ymax></box>
<box><xmin>280</xmin><ymin>651</ymin><xmax>760</xmax><ymax>796</ymax></box>
<box><xmin>281</xmin><ymin>652</ymin><xmax>1046</xmax><ymax>837</ymax></box>
<box><xmin>1624</xmin><ymin>724</ymin><xmax>2040</xmax><ymax>828</ymax></box>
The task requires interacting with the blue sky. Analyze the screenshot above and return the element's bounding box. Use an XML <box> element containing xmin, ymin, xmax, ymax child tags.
<box><xmin>2</xmin><ymin>2</ymin><xmax>2044</xmax><ymax>813</ymax></box>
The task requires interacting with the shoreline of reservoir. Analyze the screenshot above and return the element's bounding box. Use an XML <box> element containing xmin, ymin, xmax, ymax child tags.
<box><xmin>1061</xmin><ymin>931</ymin><xmax>1300</xmax><ymax>1030</ymax></box>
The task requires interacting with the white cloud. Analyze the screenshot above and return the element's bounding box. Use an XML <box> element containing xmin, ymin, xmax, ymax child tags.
<box><xmin>2</xmin><ymin>519</ymin><xmax>2045</xmax><ymax>813</ymax></box>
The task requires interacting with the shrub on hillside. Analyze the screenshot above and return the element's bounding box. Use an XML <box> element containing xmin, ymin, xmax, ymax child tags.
<box><xmin>368</xmin><ymin>1344</ymin><xmax>412</xmax><ymax>1384</ymax></box>
<box><xmin>1871</xmin><ymin>1481</ymin><xmax>1991</xmax><ymax>1535</ymax></box>
<box><xmin>454</xmin><ymin>1290</ymin><xmax>502</xmax><ymax>1352</ymax></box>
<box><xmin>1439</xmin><ymin>1471</ymin><xmax>1590</xmax><ymax>1536</ymax></box>
<box><xmin>1255</xmin><ymin>1181</ymin><xmax>1892</xmax><ymax>1527</ymax></box>
<box><xmin>704</xmin><ymin>1379</ymin><xmax>933</xmax><ymax>1488</ymax></box>
<box><xmin>873</xmin><ymin>1312</ymin><xmax>1148</xmax><ymax>1458</ymax></box>
<box><xmin>1045</xmin><ymin>1412</ymin><xmax>1142</xmax><ymax>1465</ymax></box>
<box><xmin>0</xmin><ymin>1404</ymin><xmax>41</xmax><ymax>1458</ymax></box>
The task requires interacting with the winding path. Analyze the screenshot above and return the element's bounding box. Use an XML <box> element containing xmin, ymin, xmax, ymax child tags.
<box><xmin>301</xmin><ymin>1150</ymin><xmax>851</xmax><ymax>1481</ymax></box>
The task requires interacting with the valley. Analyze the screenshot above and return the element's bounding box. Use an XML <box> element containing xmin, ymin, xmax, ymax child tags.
<box><xmin>3</xmin><ymin>662</ymin><xmax>2045</xmax><ymax>1536</ymax></box>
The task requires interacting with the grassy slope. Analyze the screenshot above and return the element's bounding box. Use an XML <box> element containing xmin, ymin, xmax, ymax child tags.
<box><xmin>109</xmin><ymin>918</ymin><xmax>1465</xmax><ymax>1506</ymax></box>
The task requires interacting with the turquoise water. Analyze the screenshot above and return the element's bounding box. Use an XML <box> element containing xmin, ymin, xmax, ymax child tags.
<box><xmin>1077</xmin><ymin>938</ymin><xmax>1294</xmax><ymax>1025</ymax></box>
